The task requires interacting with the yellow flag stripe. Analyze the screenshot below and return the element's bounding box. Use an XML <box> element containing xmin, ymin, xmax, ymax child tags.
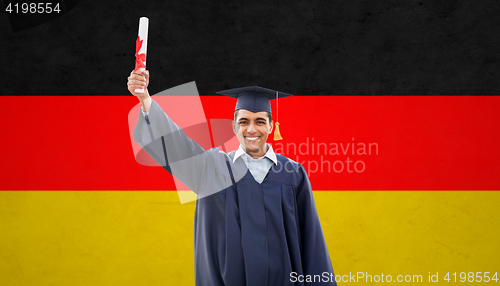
<box><xmin>1</xmin><ymin>191</ymin><xmax>499</xmax><ymax>285</ymax></box>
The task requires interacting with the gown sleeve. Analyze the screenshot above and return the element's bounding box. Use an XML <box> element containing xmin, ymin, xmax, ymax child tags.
<box><xmin>296</xmin><ymin>164</ymin><xmax>337</xmax><ymax>285</ymax></box>
<box><xmin>132</xmin><ymin>99</ymin><xmax>230</xmax><ymax>195</ymax></box>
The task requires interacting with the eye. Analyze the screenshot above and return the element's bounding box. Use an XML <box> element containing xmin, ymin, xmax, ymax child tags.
<box><xmin>239</xmin><ymin>121</ymin><xmax>248</xmax><ymax>125</ymax></box>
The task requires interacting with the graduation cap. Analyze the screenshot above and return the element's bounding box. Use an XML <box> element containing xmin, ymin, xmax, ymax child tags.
<box><xmin>216</xmin><ymin>86</ymin><xmax>293</xmax><ymax>140</ymax></box>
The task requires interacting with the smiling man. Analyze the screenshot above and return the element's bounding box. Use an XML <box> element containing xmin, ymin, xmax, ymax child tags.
<box><xmin>128</xmin><ymin>70</ymin><xmax>336</xmax><ymax>286</ymax></box>
<box><xmin>234</xmin><ymin>108</ymin><xmax>271</xmax><ymax>159</ymax></box>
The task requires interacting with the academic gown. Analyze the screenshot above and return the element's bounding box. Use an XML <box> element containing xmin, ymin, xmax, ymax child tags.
<box><xmin>133</xmin><ymin>99</ymin><xmax>336</xmax><ymax>286</ymax></box>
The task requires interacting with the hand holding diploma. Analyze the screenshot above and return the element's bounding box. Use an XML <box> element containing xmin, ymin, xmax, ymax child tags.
<box><xmin>134</xmin><ymin>17</ymin><xmax>148</xmax><ymax>92</ymax></box>
<box><xmin>127</xmin><ymin>17</ymin><xmax>151</xmax><ymax>112</ymax></box>
<box><xmin>127</xmin><ymin>69</ymin><xmax>150</xmax><ymax>103</ymax></box>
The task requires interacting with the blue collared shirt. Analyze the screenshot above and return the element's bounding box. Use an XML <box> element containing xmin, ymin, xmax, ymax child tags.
<box><xmin>233</xmin><ymin>143</ymin><xmax>278</xmax><ymax>184</ymax></box>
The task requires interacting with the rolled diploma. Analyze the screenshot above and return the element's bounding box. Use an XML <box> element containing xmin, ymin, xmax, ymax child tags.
<box><xmin>135</xmin><ymin>17</ymin><xmax>149</xmax><ymax>93</ymax></box>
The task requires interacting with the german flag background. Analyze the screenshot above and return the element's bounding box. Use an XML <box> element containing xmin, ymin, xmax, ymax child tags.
<box><xmin>2</xmin><ymin>1</ymin><xmax>500</xmax><ymax>285</ymax></box>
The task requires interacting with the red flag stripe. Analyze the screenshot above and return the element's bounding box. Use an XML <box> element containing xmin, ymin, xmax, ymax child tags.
<box><xmin>1</xmin><ymin>96</ymin><xmax>499</xmax><ymax>190</ymax></box>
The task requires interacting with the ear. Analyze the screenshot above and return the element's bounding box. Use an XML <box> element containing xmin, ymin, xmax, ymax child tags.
<box><xmin>232</xmin><ymin>120</ymin><xmax>237</xmax><ymax>134</ymax></box>
<box><xmin>269</xmin><ymin>120</ymin><xmax>274</xmax><ymax>134</ymax></box>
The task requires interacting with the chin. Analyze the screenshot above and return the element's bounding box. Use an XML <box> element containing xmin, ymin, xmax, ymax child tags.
<box><xmin>245</xmin><ymin>143</ymin><xmax>266</xmax><ymax>153</ymax></box>
<box><xmin>238</xmin><ymin>135</ymin><xmax>268</xmax><ymax>153</ymax></box>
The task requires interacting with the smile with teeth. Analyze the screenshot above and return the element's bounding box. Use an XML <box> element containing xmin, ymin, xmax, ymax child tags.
<box><xmin>245</xmin><ymin>136</ymin><xmax>260</xmax><ymax>142</ymax></box>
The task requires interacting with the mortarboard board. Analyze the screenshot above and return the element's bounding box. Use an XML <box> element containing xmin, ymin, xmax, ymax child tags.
<box><xmin>216</xmin><ymin>86</ymin><xmax>293</xmax><ymax>140</ymax></box>
<box><xmin>216</xmin><ymin>86</ymin><xmax>293</xmax><ymax>113</ymax></box>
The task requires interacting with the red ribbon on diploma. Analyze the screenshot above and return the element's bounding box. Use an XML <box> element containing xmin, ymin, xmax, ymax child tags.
<box><xmin>134</xmin><ymin>36</ymin><xmax>146</xmax><ymax>71</ymax></box>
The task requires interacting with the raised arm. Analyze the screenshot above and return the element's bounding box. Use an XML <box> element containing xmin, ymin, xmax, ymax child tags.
<box><xmin>127</xmin><ymin>70</ymin><xmax>231</xmax><ymax>195</ymax></box>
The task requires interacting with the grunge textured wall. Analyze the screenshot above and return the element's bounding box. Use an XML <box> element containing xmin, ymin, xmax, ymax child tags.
<box><xmin>2</xmin><ymin>0</ymin><xmax>500</xmax><ymax>95</ymax></box>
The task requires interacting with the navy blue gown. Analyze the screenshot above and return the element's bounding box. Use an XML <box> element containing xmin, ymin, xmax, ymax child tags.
<box><xmin>133</xmin><ymin>100</ymin><xmax>336</xmax><ymax>285</ymax></box>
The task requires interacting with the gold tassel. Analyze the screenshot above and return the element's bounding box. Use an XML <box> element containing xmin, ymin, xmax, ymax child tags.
<box><xmin>274</xmin><ymin>122</ymin><xmax>283</xmax><ymax>140</ymax></box>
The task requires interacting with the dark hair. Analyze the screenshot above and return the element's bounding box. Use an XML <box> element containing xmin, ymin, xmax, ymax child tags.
<box><xmin>234</xmin><ymin>109</ymin><xmax>272</xmax><ymax>123</ymax></box>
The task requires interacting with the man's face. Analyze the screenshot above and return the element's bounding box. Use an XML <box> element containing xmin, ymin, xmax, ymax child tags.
<box><xmin>233</xmin><ymin>109</ymin><xmax>273</xmax><ymax>157</ymax></box>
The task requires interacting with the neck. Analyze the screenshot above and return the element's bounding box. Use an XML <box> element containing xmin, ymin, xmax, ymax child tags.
<box><xmin>245</xmin><ymin>144</ymin><xmax>268</xmax><ymax>159</ymax></box>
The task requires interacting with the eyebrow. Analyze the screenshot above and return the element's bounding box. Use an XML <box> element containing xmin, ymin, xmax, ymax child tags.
<box><xmin>238</xmin><ymin>117</ymin><xmax>268</xmax><ymax>122</ymax></box>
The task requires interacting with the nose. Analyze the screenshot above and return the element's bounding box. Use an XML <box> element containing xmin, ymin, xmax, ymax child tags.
<box><xmin>247</xmin><ymin>122</ymin><xmax>257</xmax><ymax>133</ymax></box>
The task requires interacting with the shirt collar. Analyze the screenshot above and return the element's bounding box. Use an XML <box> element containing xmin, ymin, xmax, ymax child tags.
<box><xmin>233</xmin><ymin>143</ymin><xmax>278</xmax><ymax>165</ymax></box>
